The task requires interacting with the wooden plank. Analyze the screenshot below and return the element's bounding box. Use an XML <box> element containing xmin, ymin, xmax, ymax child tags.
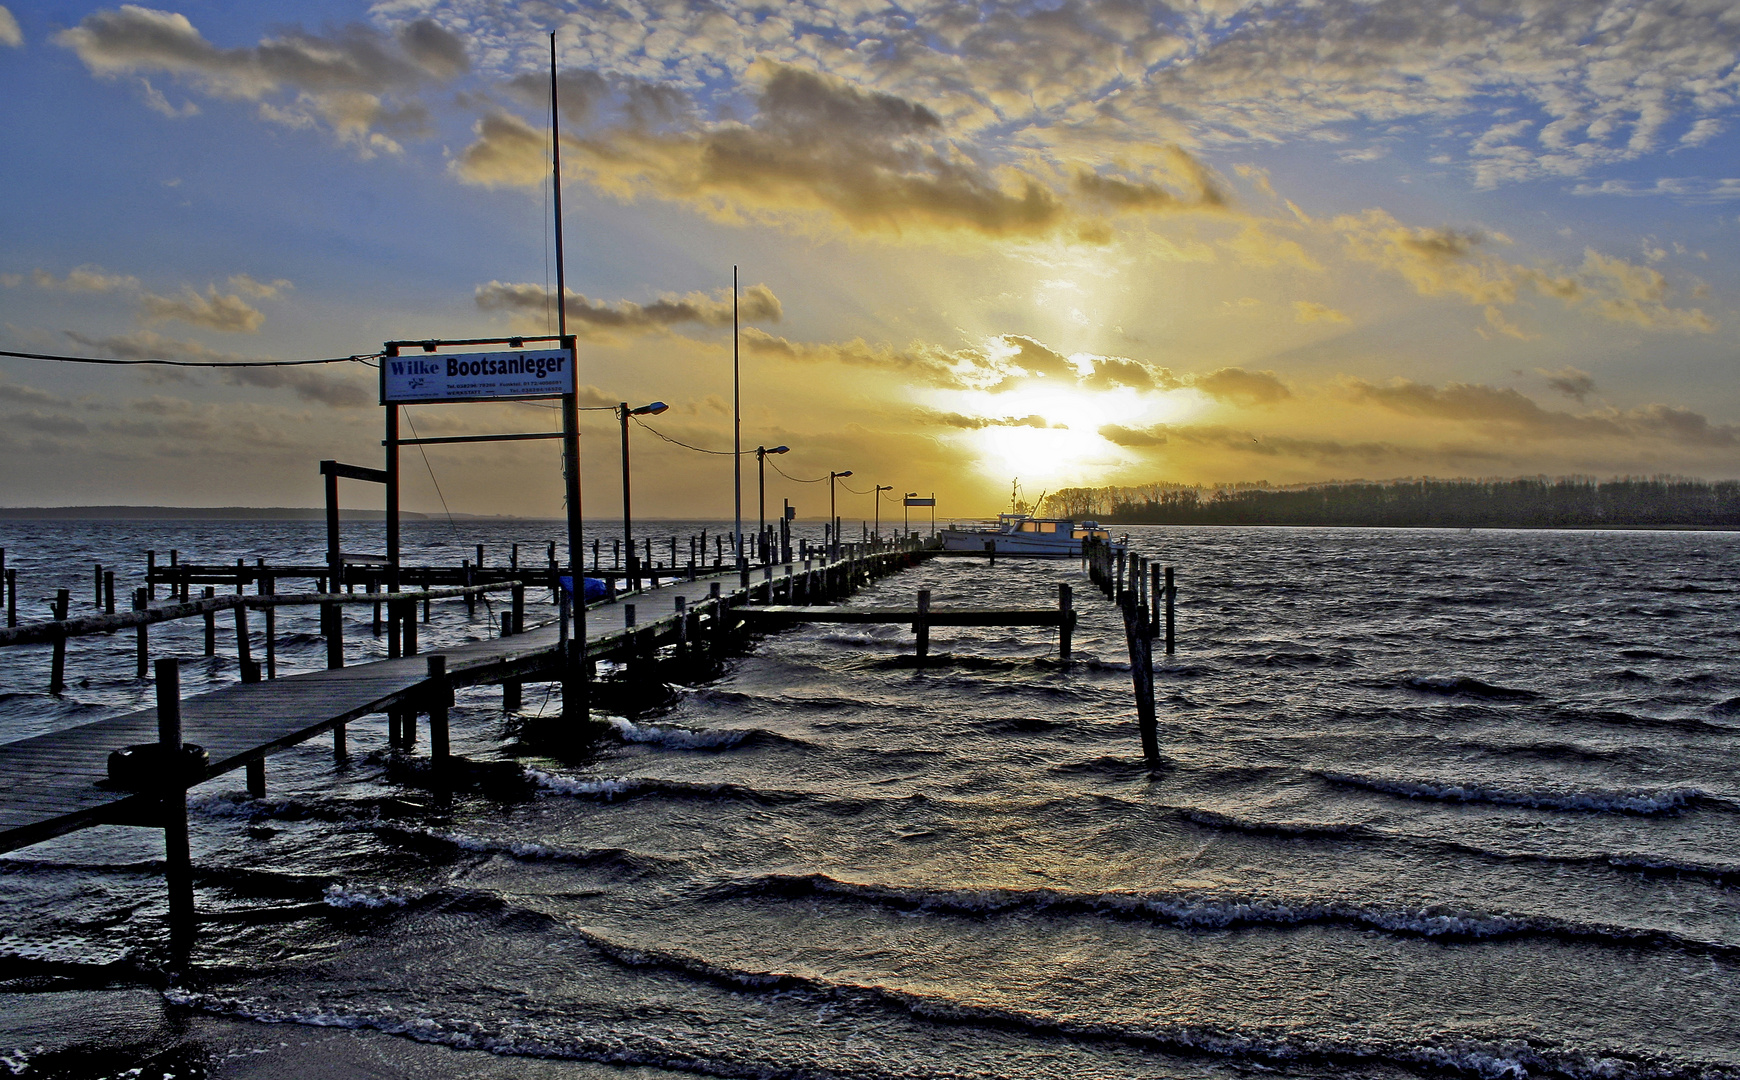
<box><xmin>740</xmin><ymin>606</ymin><xmax>1070</xmax><ymax>627</ymax></box>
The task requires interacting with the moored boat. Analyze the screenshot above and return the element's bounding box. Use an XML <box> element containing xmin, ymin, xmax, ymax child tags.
<box><xmin>939</xmin><ymin>514</ymin><xmax>1122</xmax><ymax>558</ymax></box>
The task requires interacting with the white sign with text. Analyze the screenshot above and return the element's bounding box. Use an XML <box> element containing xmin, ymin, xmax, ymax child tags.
<box><xmin>381</xmin><ymin>350</ymin><xmax>575</xmax><ymax>404</ymax></box>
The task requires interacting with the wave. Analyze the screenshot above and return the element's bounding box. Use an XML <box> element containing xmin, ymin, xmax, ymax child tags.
<box><xmin>1179</xmin><ymin>807</ymin><xmax>1376</xmax><ymax>839</ymax></box>
<box><xmin>701</xmin><ymin>871</ymin><xmax>1740</xmax><ymax>959</ymax></box>
<box><xmin>1401</xmin><ymin>676</ymin><xmax>1539</xmax><ymax>700</ymax></box>
<box><xmin>322</xmin><ymin>883</ymin><xmax>428</xmax><ymax>910</ymax></box>
<box><xmin>527</xmin><ymin>769</ymin><xmax>808</xmax><ymax>807</ymax></box>
<box><xmin>373</xmin><ymin>824</ymin><xmax>674</xmax><ymax>875</ymax></box>
<box><xmin>1317</xmin><ymin>771</ymin><xmax>1729</xmax><ymax>815</ymax></box>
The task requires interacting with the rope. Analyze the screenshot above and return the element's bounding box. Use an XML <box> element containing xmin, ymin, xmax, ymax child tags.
<box><xmin>399</xmin><ymin>407</ymin><xmax>461</xmax><ymax>538</ymax></box>
<box><xmin>0</xmin><ymin>348</ymin><xmax>380</xmax><ymax>367</ymax></box>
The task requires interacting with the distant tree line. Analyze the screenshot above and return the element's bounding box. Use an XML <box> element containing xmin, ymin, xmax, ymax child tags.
<box><xmin>1038</xmin><ymin>476</ymin><xmax>1740</xmax><ymax>528</ymax></box>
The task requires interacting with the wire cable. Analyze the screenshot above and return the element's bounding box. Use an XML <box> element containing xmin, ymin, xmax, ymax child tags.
<box><xmin>629</xmin><ymin>414</ymin><xmax>746</xmax><ymax>455</ymax></box>
<box><xmin>400</xmin><ymin>407</ymin><xmax>460</xmax><ymax>535</ymax></box>
<box><xmin>0</xmin><ymin>348</ymin><xmax>380</xmax><ymax>367</ymax></box>
<box><xmin>836</xmin><ymin>480</ymin><xmax>874</xmax><ymax>495</ymax></box>
<box><xmin>769</xmin><ymin>460</ymin><xmax>829</xmax><ymax>483</ymax></box>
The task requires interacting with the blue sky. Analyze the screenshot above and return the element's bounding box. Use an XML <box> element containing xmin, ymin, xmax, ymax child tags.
<box><xmin>1</xmin><ymin>0</ymin><xmax>1736</xmax><ymax>516</ymax></box>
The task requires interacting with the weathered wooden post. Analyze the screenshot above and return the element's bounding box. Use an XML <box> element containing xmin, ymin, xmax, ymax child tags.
<box><xmin>5</xmin><ymin>567</ymin><xmax>15</xmax><ymax>627</ymax></box>
<box><xmin>501</xmin><ymin>612</ymin><xmax>521</xmax><ymax>712</ymax></box>
<box><xmin>262</xmin><ymin>576</ymin><xmax>277</xmax><ymax>679</ymax></box>
<box><xmin>403</xmin><ymin>598</ymin><xmax>419</xmax><ymax>656</ymax></box>
<box><xmin>1120</xmin><ymin>592</ymin><xmax>1159</xmax><ymax>762</ymax></box>
<box><xmin>49</xmin><ymin>589</ymin><xmax>68</xmax><ymax>694</ymax></box>
<box><xmin>146</xmin><ymin>550</ymin><xmax>156</xmax><ymax>600</ymax></box>
<box><xmin>984</xmin><ymin>539</ymin><xmax>996</xmax><ymax>567</ymax></box>
<box><xmin>1058</xmin><ymin>583</ymin><xmax>1073</xmax><ymax>661</ymax></box>
<box><xmin>674</xmin><ymin>595</ymin><xmax>688</xmax><ymax>658</ymax></box>
<box><xmin>134</xmin><ymin>588</ymin><xmax>149</xmax><ymax>679</ymax></box>
<box><xmin>202</xmin><ymin>587</ymin><xmax>216</xmax><ymax>655</ymax></box>
<box><xmin>914</xmin><ymin>588</ymin><xmax>931</xmax><ymax>663</ymax></box>
<box><xmin>246</xmin><ymin>756</ymin><xmax>265</xmax><ymax>798</ymax></box>
<box><xmin>104</xmin><ymin>570</ymin><xmax>115</xmax><ymax>615</ymax></box>
<box><xmin>1164</xmin><ymin>566</ymin><xmax>1176</xmax><ymax>655</ymax></box>
<box><xmin>234</xmin><ymin>599</ymin><xmax>254</xmax><ymax>678</ymax></box>
<box><xmin>512</xmin><ymin>582</ymin><xmax>525</xmax><ymax>638</ymax></box>
<box><xmin>427</xmin><ymin>655</ymin><xmax>450</xmax><ymax>764</ymax></box>
<box><xmin>324</xmin><ymin>582</ymin><xmax>344</xmax><ymax>670</ymax></box>
<box><xmin>463</xmin><ymin>561</ymin><xmax>476</xmax><ymax>616</ymax></box>
<box><xmin>155</xmin><ymin>658</ymin><xmax>196</xmax><ymax>961</ymax></box>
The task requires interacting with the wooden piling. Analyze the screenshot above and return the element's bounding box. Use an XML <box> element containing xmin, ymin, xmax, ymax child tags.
<box><xmin>324</xmin><ymin>587</ymin><xmax>344</xmax><ymax>669</ymax></box>
<box><xmin>155</xmin><ymin>658</ymin><xmax>195</xmax><ymax>961</ymax></box>
<box><xmin>49</xmin><ymin>590</ymin><xmax>68</xmax><ymax>695</ymax></box>
<box><xmin>5</xmin><ymin>567</ymin><xmax>14</xmax><ymax>627</ymax></box>
<box><xmin>203</xmin><ymin>587</ymin><xmax>216</xmax><ymax>655</ymax></box>
<box><xmin>234</xmin><ymin>601</ymin><xmax>252</xmax><ymax>672</ymax></box>
<box><xmin>427</xmin><ymin>655</ymin><xmax>449</xmax><ymax>764</ymax></box>
<box><xmin>134</xmin><ymin>588</ymin><xmax>149</xmax><ymax>679</ymax></box>
<box><xmin>246</xmin><ymin>756</ymin><xmax>265</xmax><ymax>798</ymax></box>
<box><xmin>104</xmin><ymin>571</ymin><xmax>115</xmax><ymax>615</ymax></box>
<box><xmin>146</xmin><ymin>550</ymin><xmax>156</xmax><ymax>600</ymax></box>
<box><xmin>1058</xmin><ymin>583</ymin><xmax>1073</xmax><ymax>661</ymax></box>
<box><xmin>262</xmin><ymin>575</ymin><xmax>277</xmax><ymax>679</ymax></box>
<box><xmin>1164</xmin><ymin>566</ymin><xmax>1176</xmax><ymax>655</ymax></box>
<box><xmin>914</xmin><ymin>588</ymin><xmax>931</xmax><ymax>663</ymax></box>
<box><xmin>1120</xmin><ymin>591</ymin><xmax>1159</xmax><ymax>763</ymax></box>
<box><xmin>501</xmin><ymin>613</ymin><xmax>521</xmax><ymax>712</ymax></box>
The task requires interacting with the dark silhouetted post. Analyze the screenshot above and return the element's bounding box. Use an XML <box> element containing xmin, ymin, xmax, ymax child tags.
<box><xmin>1058</xmin><ymin>583</ymin><xmax>1073</xmax><ymax>661</ymax></box>
<box><xmin>156</xmin><ymin>658</ymin><xmax>195</xmax><ymax>961</ymax></box>
<box><xmin>914</xmin><ymin>588</ymin><xmax>931</xmax><ymax>663</ymax></box>
<box><xmin>427</xmin><ymin>655</ymin><xmax>450</xmax><ymax>764</ymax></box>
<box><xmin>1164</xmin><ymin>566</ymin><xmax>1176</xmax><ymax>655</ymax></box>
<box><xmin>49</xmin><ymin>589</ymin><xmax>68</xmax><ymax>694</ymax></box>
<box><xmin>134</xmin><ymin>588</ymin><xmax>149</xmax><ymax>679</ymax></box>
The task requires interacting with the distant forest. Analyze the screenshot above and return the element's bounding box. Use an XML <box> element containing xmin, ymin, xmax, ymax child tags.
<box><xmin>1037</xmin><ymin>477</ymin><xmax>1740</xmax><ymax>529</ymax></box>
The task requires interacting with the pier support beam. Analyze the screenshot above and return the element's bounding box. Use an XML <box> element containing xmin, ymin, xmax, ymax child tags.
<box><xmin>155</xmin><ymin>658</ymin><xmax>196</xmax><ymax>963</ymax></box>
<box><xmin>427</xmin><ymin>655</ymin><xmax>450</xmax><ymax>765</ymax></box>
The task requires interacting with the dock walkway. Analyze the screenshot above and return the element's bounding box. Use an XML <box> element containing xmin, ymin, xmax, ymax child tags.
<box><xmin>0</xmin><ymin>556</ymin><xmax>878</xmax><ymax>855</ymax></box>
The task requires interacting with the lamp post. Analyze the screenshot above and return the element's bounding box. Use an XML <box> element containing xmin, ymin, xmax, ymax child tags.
<box><xmin>829</xmin><ymin>470</ymin><xmax>853</xmax><ymax>557</ymax></box>
<box><xmin>618</xmin><ymin>400</ymin><xmax>668</xmax><ymax>590</ymax></box>
<box><xmin>903</xmin><ymin>492</ymin><xmax>917</xmax><ymax>539</ymax></box>
<box><xmin>873</xmin><ymin>485</ymin><xmax>891</xmax><ymax>541</ymax></box>
<box><xmin>755</xmin><ymin>445</ymin><xmax>789</xmax><ymax>565</ymax></box>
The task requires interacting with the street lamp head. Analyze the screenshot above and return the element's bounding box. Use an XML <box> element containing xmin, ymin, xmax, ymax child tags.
<box><xmin>770</xmin><ymin>445</ymin><xmax>790</xmax><ymax>455</ymax></box>
<box><xmin>836</xmin><ymin>470</ymin><xmax>853</xmax><ymax>478</ymax></box>
<box><xmin>629</xmin><ymin>401</ymin><xmax>668</xmax><ymax>416</ymax></box>
<box><xmin>905</xmin><ymin>492</ymin><xmax>918</xmax><ymax>497</ymax></box>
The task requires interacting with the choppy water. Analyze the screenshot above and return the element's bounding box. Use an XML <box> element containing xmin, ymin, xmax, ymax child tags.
<box><xmin>1</xmin><ymin>522</ymin><xmax>1737</xmax><ymax>1079</ymax></box>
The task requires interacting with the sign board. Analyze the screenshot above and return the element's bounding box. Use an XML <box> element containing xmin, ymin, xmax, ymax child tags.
<box><xmin>381</xmin><ymin>350</ymin><xmax>575</xmax><ymax>405</ymax></box>
<box><xmin>904</xmin><ymin>497</ymin><xmax>936</xmax><ymax>507</ymax></box>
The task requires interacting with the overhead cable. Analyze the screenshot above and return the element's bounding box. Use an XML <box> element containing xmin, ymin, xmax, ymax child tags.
<box><xmin>0</xmin><ymin>347</ymin><xmax>380</xmax><ymax>368</ymax></box>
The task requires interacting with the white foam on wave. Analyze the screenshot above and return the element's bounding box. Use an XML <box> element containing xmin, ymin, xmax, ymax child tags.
<box><xmin>322</xmin><ymin>884</ymin><xmax>423</xmax><ymax>910</ymax></box>
<box><xmin>526</xmin><ymin>769</ymin><xmax>636</xmax><ymax>800</ymax></box>
<box><xmin>1319</xmin><ymin>771</ymin><xmax>1711</xmax><ymax>815</ymax></box>
<box><xmin>606</xmin><ymin>716</ymin><xmax>748</xmax><ymax>749</ymax></box>
<box><xmin>386</xmin><ymin>824</ymin><xmax>592</xmax><ymax>863</ymax></box>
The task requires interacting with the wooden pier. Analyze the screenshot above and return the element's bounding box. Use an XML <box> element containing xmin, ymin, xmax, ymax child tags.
<box><xmin>0</xmin><ymin>531</ymin><xmax>1180</xmax><ymax>962</ymax></box>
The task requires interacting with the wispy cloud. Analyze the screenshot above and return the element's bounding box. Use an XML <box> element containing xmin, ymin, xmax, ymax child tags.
<box><xmin>475</xmin><ymin>282</ymin><xmax>782</xmax><ymax>330</ymax></box>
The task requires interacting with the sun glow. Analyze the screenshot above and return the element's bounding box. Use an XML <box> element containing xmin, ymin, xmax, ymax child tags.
<box><xmin>926</xmin><ymin>382</ymin><xmax>1199</xmax><ymax>494</ymax></box>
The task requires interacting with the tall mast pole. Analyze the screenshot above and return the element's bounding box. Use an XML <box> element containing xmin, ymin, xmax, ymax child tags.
<box><xmin>734</xmin><ymin>265</ymin><xmax>746</xmax><ymax>589</ymax></box>
<box><xmin>552</xmin><ymin>32</ymin><xmax>586</xmax><ymax>729</ymax></box>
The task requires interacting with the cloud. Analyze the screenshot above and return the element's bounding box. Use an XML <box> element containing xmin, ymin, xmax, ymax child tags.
<box><xmin>59</xmin><ymin>329</ymin><xmax>371</xmax><ymax>406</ymax></box>
<box><xmin>474</xmin><ymin>282</ymin><xmax>782</xmax><ymax>329</ymax></box>
<box><xmin>739</xmin><ymin>328</ymin><xmax>974</xmax><ymax>388</ymax></box>
<box><xmin>0</xmin><ymin>6</ymin><xmax>19</xmax><ymax>48</ymax></box>
<box><xmin>0</xmin><ymin>379</ymin><xmax>66</xmax><ymax>406</ymax></box>
<box><xmin>138</xmin><ymin>286</ymin><xmax>264</xmax><ymax>332</ymax></box>
<box><xmin>456</xmin><ymin>63</ymin><xmax>1222</xmax><ymax>243</ymax></box>
<box><xmin>1540</xmin><ymin>366</ymin><xmax>1596</xmax><ymax>402</ymax></box>
<box><xmin>1293</xmin><ymin>301</ymin><xmax>1349</xmax><ymax>324</ymax></box>
<box><xmin>917</xmin><ymin>409</ymin><xmax>1060</xmax><ymax>430</ymax></box>
<box><xmin>31</xmin><ymin>265</ymin><xmax>140</xmax><ymax>292</ymax></box>
<box><xmin>1349</xmin><ymin>378</ymin><xmax>1737</xmax><ymax>447</ymax></box>
<box><xmin>1192</xmin><ymin>368</ymin><xmax>1292</xmax><ymax>406</ymax></box>
<box><xmin>1571</xmin><ymin>177</ymin><xmax>1740</xmax><ymax>202</ymax></box>
<box><xmin>56</xmin><ymin>8</ymin><xmax>465</xmax><ymax>154</ymax></box>
<box><xmin>1333</xmin><ymin>208</ymin><xmax>1714</xmax><ymax>332</ymax></box>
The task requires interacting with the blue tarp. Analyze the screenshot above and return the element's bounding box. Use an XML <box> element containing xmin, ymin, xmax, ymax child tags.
<box><xmin>558</xmin><ymin>575</ymin><xmax>612</xmax><ymax>604</ymax></box>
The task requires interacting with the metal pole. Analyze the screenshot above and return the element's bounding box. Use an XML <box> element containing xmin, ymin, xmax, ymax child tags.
<box><xmin>552</xmin><ymin>34</ymin><xmax>586</xmax><ymax>727</ymax></box>
<box><xmin>386</xmin><ymin>394</ymin><xmax>400</xmax><ymax>593</ymax></box>
<box><xmin>829</xmin><ymin>474</ymin><xmax>837</xmax><ymax>557</ymax></box>
<box><xmin>620</xmin><ymin>403</ymin><xmax>636</xmax><ymax>590</ymax></box>
<box><xmin>734</xmin><ymin>266</ymin><xmax>746</xmax><ymax>590</ymax></box>
<box><xmin>757</xmin><ymin>447</ymin><xmax>766</xmax><ymax>564</ymax></box>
